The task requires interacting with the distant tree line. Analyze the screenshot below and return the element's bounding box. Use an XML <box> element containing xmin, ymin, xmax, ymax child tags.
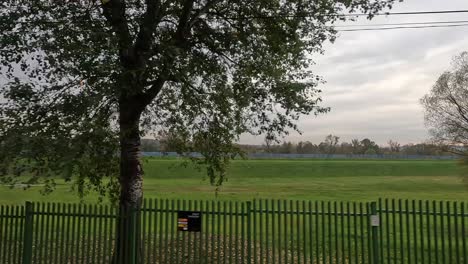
<box><xmin>142</xmin><ymin>134</ymin><xmax>452</xmax><ymax>156</ymax></box>
<box><xmin>258</xmin><ymin>136</ymin><xmax>448</xmax><ymax>156</ymax></box>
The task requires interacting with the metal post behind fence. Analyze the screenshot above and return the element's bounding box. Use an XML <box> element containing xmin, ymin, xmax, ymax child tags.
<box><xmin>22</xmin><ymin>202</ymin><xmax>33</xmax><ymax>264</ymax></box>
<box><xmin>246</xmin><ymin>201</ymin><xmax>252</xmax><ymax>264</ymax></box>
<box><xmin>129</xmin><ymin>205</ymin><xmax>137</xmax><ymax>264</ymax></box>
<box><xmin>370</xmin><ymin>202</ymin><xmax>380</xmax><ymax>264</ymax></box>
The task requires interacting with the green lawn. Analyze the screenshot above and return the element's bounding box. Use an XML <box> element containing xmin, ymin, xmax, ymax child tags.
<box><xmin>0</xmin><ymin>159</ymin><xmax>467</xmax><ymax>205</ymax></box>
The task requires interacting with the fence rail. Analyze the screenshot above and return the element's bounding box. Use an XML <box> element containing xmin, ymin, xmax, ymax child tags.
<box><xmin>0</xmin><ymin>199</ymin><xmax>467</xmax><ymax>263</ymax></box>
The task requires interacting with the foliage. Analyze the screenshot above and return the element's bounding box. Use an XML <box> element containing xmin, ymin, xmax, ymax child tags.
<box><xmin>319</xmin><ymin>134</ymin><xmax>340</xmax><ymax>154</ymax></box>
<box><xmin>0</xmin><ymin>0</ymin><xmax>400</xmax><ymax>200</ymax></box>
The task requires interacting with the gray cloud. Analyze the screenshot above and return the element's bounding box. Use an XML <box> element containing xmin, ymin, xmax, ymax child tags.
<box><xmin>240</xmin><ymin>0</ymin><xmax>468</xmax><ymax>146</ymax></box>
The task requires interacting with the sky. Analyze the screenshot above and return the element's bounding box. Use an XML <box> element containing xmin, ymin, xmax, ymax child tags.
<box><xmin>2</xmin><ymin>1</ymin><xmax>467</xmax><ymax>147</ymax></box>
<box><xmin>241</xmin><ymin>0</ymin><xmax>468</xmax><ymax>146</ymax></box>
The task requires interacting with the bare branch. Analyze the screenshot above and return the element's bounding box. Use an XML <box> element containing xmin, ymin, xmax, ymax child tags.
<box><xmin>447</xmin><ymin>93</ymin><xmax>468</xmax><ymax>124</ymax></box>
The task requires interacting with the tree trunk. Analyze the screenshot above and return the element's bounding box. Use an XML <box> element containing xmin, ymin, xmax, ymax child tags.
<box><xmin>112</xmin><ymin>101</ymin><xmax>144</xmax><ymax>264</ymax></box>
<box><xmin>119</xmin><ymin>111</ymin><xmax>143</xmax><ymax>210</ymax></box>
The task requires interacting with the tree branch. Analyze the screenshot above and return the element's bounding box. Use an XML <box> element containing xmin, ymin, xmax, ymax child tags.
<box><xmin>139</xmin><ymin>0</ymin><xmax>196</xmax><ymax>105</ymax></box>
<box><xmin>100</xmin><ymin>0</ymin><xmax>133</xmax><ymax>66</ymax></box>
<box><xmin>134</xmin><ymin>0</ymin><xmax>162</xmax><ymax>54</ymax></box>
<box><xmin>140</xmin><ymin>77</ymin><xmax>166</xmax><ymax>107</ymax></box>
<box><xmin>195</xmin><ymin>19</ymin><xmax>236</xmax><ymax>65</ymax></box>
<box><xmin>174</xmin><ymin>0</ymin><xmax>196</xmax><ymax>45</ymax></box>
<box><xmin>447</xmin><ymin>94</ymin><xmax>468</xmax><ymax>124</ymax></box>
<box><xmin>189</xmin><ymin>0</ymin><xmax>221</xmax><ymax>27</ymax></box>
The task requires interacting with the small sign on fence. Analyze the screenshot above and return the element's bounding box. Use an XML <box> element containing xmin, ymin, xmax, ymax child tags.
<box><xmin>371</xmin><ymin>215</ymin><xmax>380</xmax><ymax>227</ymax></box>
<box><xmin>177</xmin><ymin>211</ymin><xmax>202</xmax><ymax>232</ymax></box>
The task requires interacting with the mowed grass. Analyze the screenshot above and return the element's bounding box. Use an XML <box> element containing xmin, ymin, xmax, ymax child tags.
<box><xmin>0</xmin><ymin>159</ymin><xmax>467</xmax><ymax>205</ymax></box>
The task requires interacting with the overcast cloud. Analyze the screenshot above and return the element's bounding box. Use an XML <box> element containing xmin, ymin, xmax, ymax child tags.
<box><xmin>2</xmin><ymin>1</ymin><xmax>467</xmax><ymax>147</ymax></box>
<box><xmin>241</xmin><ymin>0</ymin><xmax>468</xmax><ymax>146</ymax></box>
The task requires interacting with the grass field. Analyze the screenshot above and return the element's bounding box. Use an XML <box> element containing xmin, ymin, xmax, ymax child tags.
<box><xmin>0</xmin><ymin>158</ymin><xmax>467</xmax><ymax>205</ymax></box>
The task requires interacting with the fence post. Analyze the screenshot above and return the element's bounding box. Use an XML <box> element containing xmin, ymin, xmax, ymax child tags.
<box><xmin>22</xmin><ymin>202</ymin><xmax>33</xmax><ymax>264</ymax></box>
<box><xmin>129</xmin><ymin>205</ymin><xmax>137</xmax><ymax>264</ymax></box>
<box><xmin>246</xmin><ymin>201</ymin><xmax>252</xmax><ymax>264</ymax></box>
<box><xmin>370</xmin><ymin>202</ymin><xmax>380</xmax><ymax>264</ymax></box>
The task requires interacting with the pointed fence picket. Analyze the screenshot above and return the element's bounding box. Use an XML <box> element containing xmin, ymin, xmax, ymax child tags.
<box><xmin>0</xmin><ymin>198</ymin><xmax>466</xmax><ymax>263</ymax></box>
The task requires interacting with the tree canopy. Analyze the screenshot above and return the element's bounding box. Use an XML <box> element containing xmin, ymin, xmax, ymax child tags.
<box><xmin>421</xmin><ymin>51</ymin><xmax>468</xmax><ymax>154</ymax></box>
<box><xmin>0</xmin><ymin>0</ymin><xmax>400</xmax><ymax>203</ymax></box>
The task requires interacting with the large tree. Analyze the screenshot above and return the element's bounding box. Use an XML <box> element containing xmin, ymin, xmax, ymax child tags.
<box><xmin>0</xmin><ymin>0</ymin><xmax>399</xmax><ymax>261</ymax></box>
<box><xmin>0</xmin><ymin>0</ymin><xmax>400</xmax><ymax>204</ymax></box>
<box><xmin>421</xmin><ymin>51</ymin><xmax>468</xmax><ymax>154</ymax></box>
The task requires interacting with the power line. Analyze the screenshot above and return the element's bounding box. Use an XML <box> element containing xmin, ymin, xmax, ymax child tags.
<box><xmin>3</xmin><ymin>13</ymin><xmax>468</xmax><ymax>36</ymax></box>
<box><xmin>221</xmin><ymin>9</ymin><xmax>468</xmax><ymax>19</ymax></box>
<box><xmin>5</xmin><ymin>21</ymin><xmax>468</xmax><ymax>34</ymax></box>
<box><xmin>2</xmin><ymin>22</ymin><xmax>468</xmax><ymax>36</ymax></box>
<box><xmin>349</xmin><ymin>9</ymin><xmax>468</xmax><ymax>16</ymax></box>
<box><xmin>335</xmin><ymin>20</ymin><xmax>468</xmax><ymax>28</ymax></box>
<box><xmin>5</xmin><ymin>9</ymin><xmax>468</xmax><ymax>24</ymax></box>
<box><xmin>338</xmin><ymin>23</ymin><xmax>468</xmax><ymax>32</ymax></box>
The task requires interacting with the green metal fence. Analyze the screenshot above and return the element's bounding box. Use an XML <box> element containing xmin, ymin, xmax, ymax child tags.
<box><xmin>0</xmin><ymin>198</ymin><xmax>467</xmax><ymax>263</ymax></box>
